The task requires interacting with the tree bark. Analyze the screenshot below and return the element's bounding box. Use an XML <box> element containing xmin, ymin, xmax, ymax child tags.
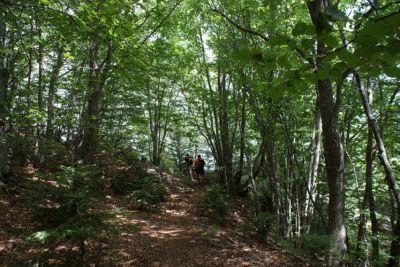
<box><xmin>305</xmin><ymin>99</ymin><xmax>322</xmax><ymax>232</ymax></box>
<box><xmin>79</xmin><ymin>40</ymin><xmax>113</xmax><ymax>163</ymax></box>
<box><xmin>46</xmin><ymin>46</ymin><xmax>65</xmax><ymax>138</ymax></box>
<box><xmin>354</xmin><ymin>71</ymin><xmax>400</xmax><ymax>267</ymax></box>
<box><xmin>307</xmin><ymin>1</ymin><xmax>347</xmax><ymax>263</ymax></box>
<box><xmin>35</xmin><ymin>26</ymin><xmax>45</xmax><ymax>165</ymax></box>
<box><xmin>0</xmin><ymin>10</ymin><xmax>9</xmax><ymax>179</ymax></box>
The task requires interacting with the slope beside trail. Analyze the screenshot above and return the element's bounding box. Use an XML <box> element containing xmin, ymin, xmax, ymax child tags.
<box><xmin>1</xmin><ymin>167</ymin><xmax>313</xmax><ymax>266</ymax></box>
<box><xmin>100</xmin><ymin>173</ymin><xmax>311</xmax><ymax>266</ymax></box>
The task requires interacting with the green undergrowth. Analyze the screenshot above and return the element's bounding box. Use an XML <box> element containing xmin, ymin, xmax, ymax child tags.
<box><xmin>198</xmin><ymin>182</ymin><xmax>228</xmax><ymax>226</ymax></box>
<box><xmin>277</xmin><ymin>234</ymin><xmax>331</xmax><ymax>262</ymax></box>
<box><xmin>24</xmin><ymin>151</ymin><xmax>166</xmax><ymax>264</ymax></box>
<box><xmin>126</xmin><ymin>175</ymin><xmax>167</xmax><ymax>212</ymax></box>
<box><xmin>28</xmin><ymin>165</ymin><xmax>139</xmax><ymax>242</ymax></box>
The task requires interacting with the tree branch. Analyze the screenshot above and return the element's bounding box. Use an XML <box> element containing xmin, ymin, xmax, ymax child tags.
<box><xmin>210</xmin><ymin>7</ymin><xmax>315</xmax><ymax>66</ymax></box>
<box><xmin>140</xmin><ymin>0</ymin><xmax>183</xmax><ymax>46</ymax></box>
<box><xmin>210</xmin><ymin>8</ymin><xmax>269</xmax><ymax>42</ymax></box>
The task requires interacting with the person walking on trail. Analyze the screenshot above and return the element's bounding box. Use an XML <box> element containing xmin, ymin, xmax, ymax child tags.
<box><xmin>184</xmin><ymin>154</ymin><xmax>194</xmax><ymax>182</ymax></box>
<box><xmin>194</xmin><ymin>155</ymin><xmax>206</xmax><ymax>184</ymax></box>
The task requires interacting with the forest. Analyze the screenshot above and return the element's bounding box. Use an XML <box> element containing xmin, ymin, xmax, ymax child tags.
<box><xmin>0</xmin><ymin>0</ymin><xmax>399</xmax><ymax>266</ymax></box>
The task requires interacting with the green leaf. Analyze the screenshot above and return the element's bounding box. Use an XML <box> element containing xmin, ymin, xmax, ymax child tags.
<box><xmin>39</xmin><ymin>0</ymin><xmax>50</xmax><ymax>4</ymax></box>
<box><xmin>64</xmin><ymin>51</ymin><xmax>75</xmax><ymax>60</ymax></box>
<box><xmin>301</xmin><ymin>38</ymin><xmax>315</xmax><ymax>50</ymax></box>
<box><xmin>326</xmin><ymin>6</ymin><xmax>347</xmax><ymax>21</ymax></box>
<box><xmin>319</xmin><ymin>34</ymin><xmax>339</xmax><ymax>49</ymax></box>
<box><xmin>332</xmin><ymin>62</ymin><xmax>348</xmax><ymax>73</ymax></box>
<box><xmin>232</xmin><ymin>48</ymin><xmax>253</xmax><ymax>63</ymax></box>
<box><xmin>292</xmin><ymin>22</ymin><xmax>315</xmax><ymax>36</ymax></box>
<box><xmin>27</xmin><ymin>231</ymin><xmax>51</xmax><ymax>243</ymax></box>
<box><xmin>365</xmin><ymin>66</ymin><xmax>381</xmax><ymax>77</ymax></box>
<box><xmin>329</xmin><ymin>61</ymin><xmax>348</xmax><ymax>79</ymax></box>
<box><xmin>317</xmin><ymin>66</ymin><xmax>330</xmax><ymax>79</ymax></box>
<box><xmin>270</xmin><ymin>36</ymin><xmax>286</xmax><ymax>46</ymax></box>
<box><xmin>277</xmin><ymin>55</ymin><xmax>290</xmax><ymax>68</ymax></box>
<box><xmin>383</xmin><ymin>66</ymin><xmax>400</xmax><ymax>79</ymax></box>
<box><xmin>302</xmin><ymin>72</ymin><xmax>318</xmax><ymax>83</ymax></box>
<box><xmin>337</xmin><ymin>50</ymin><xmax>361</xmax><ymax>68</ymax></box>
<box><xmin>266</xmin><ymin>87</ymin><xmax>282</xmax><ymax>100</ymax></box>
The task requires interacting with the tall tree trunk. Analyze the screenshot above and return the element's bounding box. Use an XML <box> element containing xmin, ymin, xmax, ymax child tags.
<box><xmin>284</xmin><ymin>152</ymin><xmax>292</xmax><ymax>238</ymax></box>
<box><xmin>80</xmin><ymin>39</ymin><xmax>100</xmax><ymax>163</ymax></box>
<box><xmin>305</xmin><ymin>99</ymin><xmax>322</xmax><ymax>232</ymax></box>
<box><xmin>46</xmin><ymin>46</ymin><xmax>65</xmax><ymax>138</ymax></box>
<box><xmin>307</xmin><ymin>1</ymin><xmax>347</xmax><ymax>263</ymax></box>
<box><xmin>79</xmin><ymin>40</ymin><xmax>113</xmax><ymax>163</ymax></box>
<box><xmin>233</xmin><ymin>85</ymin><xmax>247</xmax><ymax>193</ymax></box>
<box><xmin>35</xmin><ymin>27</ymin><xmax>45</xmax><ymax>165</ymax></box>
<box><xmin>218</xmin><ymin>72</ymin><xmax>232</xmax><ymax>191</ymax></box>
<box><xmin>354</xmin><ymin>72</ymin><xmax>400</xmax><ymax>267</ymax></box>
<box><xmin>0</xmin><ymin>10</ymin><xmax>8</xmax><ymax>179</ymax></box>
<box><xmin>356</xmin><ymin>78</ymin><xmax>380</xmax><ymax>264</ymax></box>
<box><xmin>26</xmin><ymin>21</ymin><xmax>33</xmax><ymax>122</ymax></box>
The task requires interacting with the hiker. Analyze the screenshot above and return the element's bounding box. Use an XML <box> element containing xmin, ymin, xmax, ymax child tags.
<box><xmin>184</xmin><ymin>154</ymin><xmax>194</xmax><ymax>181</ymax></box>
<box><xmin>194</xmin><ymin>154</ymin><xmax>206</xmax><ymax>184</ymax></box>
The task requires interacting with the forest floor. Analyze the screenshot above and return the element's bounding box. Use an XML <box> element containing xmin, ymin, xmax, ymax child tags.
<box><xmin>0</xmin><ymin>165</ymin><xmax>315</xmax><ymax>266</ymax></box>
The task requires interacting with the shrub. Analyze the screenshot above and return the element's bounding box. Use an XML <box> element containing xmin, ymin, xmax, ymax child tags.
<box><xmin>30</xmin><ymin>165</ymin><xmax>104</xmax><ymax>225</ymax></box>
<box><xmin>253</xmin><ymin>212</ymin><xmax>276</xmax><ymax>241</ymax></box>
<box><xmin>27</xmin><ymin>165</ymin><xmax>137</xmax><ymax>264</ymax></box>
<box><xmin>40</xmin><ymin>140</ymin><xmax>69</xmax><ymax>169</ymax></box>
<box><xmin>109</xmin><ymin>168</ymin><xmax>136</xmax><ymax>195</ymax></box>
<box><xmin>126</xmin><ymin>175</ymin><xmax>167</xmax><ymax>211</ymax></box>
<box><xmin>278</xmin><ymin>233</ymin><xmax>331</xmax><ymax>261</ymax></box>
<box><xmin>198</xmin><ymin>183</ymin><xmax>228</xmax><ymax>225</ymax></box>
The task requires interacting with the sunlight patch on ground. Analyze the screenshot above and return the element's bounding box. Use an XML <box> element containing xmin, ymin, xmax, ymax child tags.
<box><xmin>126</xmin><ymin>218</ymin><xmax>149</xmax><ymax>224</ymax></box>
<box><xmin>140</xmin><ymin>228</ymin><xmax>185</xmax><ymax>239</ymax></box>
<box><xmin>55</xmin><ymin>245</ymin><xmax>68</xmax><ymax>252</ymax></box>
<box><xmin>0</xmin><ymin>199</ymin><xmax>9</xmax><ymax>205</ymax></box>
<box><xmin>164</xmin><ymin>209</ymin><xmax>188</xmax><ymax>216</ymax></box>
<box><xmin>31</xmin><ymin>176</ymin><xmax>65</xmax><ymax>188</ymax></box>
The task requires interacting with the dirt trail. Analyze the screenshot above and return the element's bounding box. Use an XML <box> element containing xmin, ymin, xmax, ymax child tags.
<box><xmin>100</xmin><ymin>174</ymin><xmax>310</xmax><ymax>267</ymax></box>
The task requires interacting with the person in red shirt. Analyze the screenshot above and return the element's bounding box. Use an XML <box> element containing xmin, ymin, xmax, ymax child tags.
<box><xmin>194</xmin><ymin>155</ymin><xmax>206</xmax><ymax>184</ymax></box>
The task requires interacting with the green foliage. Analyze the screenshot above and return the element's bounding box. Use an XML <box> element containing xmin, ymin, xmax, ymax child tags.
<box><xmin>325</xmin><ymin>5</ymin><xmax>347</xmax><ymax>22</ymax></box>
<box><xmin>8</xmin><ymin>132</ymin><xmax>36</xmax><ymax>166</ymax></box>
<box><xmin>126</xmin><ymin>175</ymin><xmax>167</xmax><ymax>212</ymax></box>
<box><xmin>278</xmin><ymin>234</ymin><xmax>331</xmax><ymax>261</ymax></box>
<box><xmin>198</xmin><ymin>183</ymin><xmax>228</xmax><ymax>226</ymax></box>
<box><xmin>109</xmin><ymin>167</ymin><xmax>136</xmax><ymax>195</ymax></box>
<box><xmin>27</xmin><ymin>213</ymin><xmax>121</xmax><ymax>244</ymax></box>
<box><xmin>292</xmin><ymin>22</ymin><xmax>314</xmax><ymax>37</ymax></box>
<box><xmin>27</xmin><ymin>165</ymin><xmax>136</xmax><ymax>245</ymax></box>
<box><xmin>30</xmin><ymin>165</ymin><xmax>96</xmax><ymax>224</ymax></box>
<box><xmin>40</xmin><ymin>140</ymin><xmax>70</xmax><ymax>169</ymax></box>
<box><xmin>3</xmin><ymin>0</ymin><xmax>400</xmax><ymax>264</ymax></box>
<box><xmin>115</xmin><ymin>148</ymin><xmax>140</xmax><ymax>165</ymax></box>
<box><xmin>253</xmin><ymin>212</ymin><xmax>276</xmax><ymax>240</ymax></box>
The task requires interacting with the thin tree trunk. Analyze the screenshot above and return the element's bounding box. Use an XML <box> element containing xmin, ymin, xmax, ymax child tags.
<box><xmin>284</xmin><ymin>152</ymin><xmax>292</xmax><ymax>238</ymax></box>
<box><xmin>0</xmin><ymin>10</ymin><xmax>8</xmax><ymax>179</ymax></box>
<box><xmin>26</xmin><ymin>21</ymin><xmax>33</xmax><ymax>121</ymax></box>
<box><xmin>233</xmin><ymin>85</ymin><xmax>247</xmax><ymax>193</ymax></box>
<box><xmin>46</xmin><ymin>46</ymin><xmax>65</xmax><ymax>138</ymax></box>
<box><xmin>305</xmin><ymin>99</ymin><xmax>322</xmax><ymax>232</ymax></box>
<box><xmin>218</xmin><ymin>72</ymin><xmax>232</xmax><ymax>191</ymax></box>
<box><xmin>36</xmin><ymin>26</ymin><xmax>44</xmax><ymax>165</ymax></box>
<box><xmin>356</xmin><ymin>78</ymin><xmax>380</xmax><ymax>264</ymax></box>
<box><xmin>354</xmin><ymin>71</ymin><xmax>400</xmax><ymax>267</ymax></box>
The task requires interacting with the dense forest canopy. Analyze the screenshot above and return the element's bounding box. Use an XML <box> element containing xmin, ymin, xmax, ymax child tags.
<box><xmin>0</xmin><ymin>0</ymin><xmax>400</xmax><ymax>266</ymax></box>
